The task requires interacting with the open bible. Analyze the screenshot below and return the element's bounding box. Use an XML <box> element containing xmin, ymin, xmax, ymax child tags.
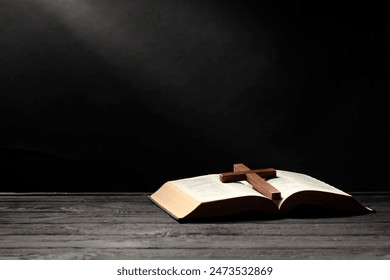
<box><xmin>149</xmin><ymin>170</ymin><xmax>374</xmax><ymax>221</ymax></box>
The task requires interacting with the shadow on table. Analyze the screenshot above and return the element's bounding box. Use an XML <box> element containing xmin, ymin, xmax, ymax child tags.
<box><xmin>179</xmin><ymin>205</ymin><xmax>375</xmax><ymax>224</ymax></box>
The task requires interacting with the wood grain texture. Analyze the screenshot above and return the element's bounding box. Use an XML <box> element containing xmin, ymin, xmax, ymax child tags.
<box><xmin>0</xmin><ymin>192</ymin><xmax>389</xmax><ymax>260</ymax></box>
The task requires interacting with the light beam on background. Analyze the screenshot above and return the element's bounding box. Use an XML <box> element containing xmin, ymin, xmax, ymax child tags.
<box><xmin>33</xmin><ymin>0</ymin><xmax>275</xmax><ymax>155</ymax></box>
<box><xmin>34</xmin><ymin>0</ymin><xmax>155</xmax><ymax>102</ymax></box>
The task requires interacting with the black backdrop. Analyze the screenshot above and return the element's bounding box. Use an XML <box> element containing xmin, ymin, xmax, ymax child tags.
<box><xmin>1</xmin><ymin>1</ymin><xmax>389</xmax><ymax>192</ymax></box>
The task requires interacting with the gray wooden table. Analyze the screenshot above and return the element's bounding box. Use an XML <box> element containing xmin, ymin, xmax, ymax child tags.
<box><xmin>0</xmin><ymin>192</ymin><xmax>389</xmax><ymax>259</ymax></box>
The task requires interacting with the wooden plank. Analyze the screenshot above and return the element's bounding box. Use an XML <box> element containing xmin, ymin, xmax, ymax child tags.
<box><xmin>0</xmin><ymin>248</ymin><xmax>388</xmax><ymax>260</ymax></box>
<box><xmin>0</xmin><ymin>202</ymin><xmax>161</xmax><ymax>214</ymax></box>
<box><xmin>0</xmin><ymin>210</ymin><xmax>387</xmax><ymax>224</ymax></box>
<box><xmin>0</xmin><ymin>196</ymin><xmax>150</xmax><ymax>202</ymax></box>
<box><xmin>0</xmin><ymin>234</ymin><xmax>388</xmax><ymax>249</ymax></box>
<box><xmin>1</xmin><ymin>222</ymin><xmax>389</xmax><ymax>236</ymax></box>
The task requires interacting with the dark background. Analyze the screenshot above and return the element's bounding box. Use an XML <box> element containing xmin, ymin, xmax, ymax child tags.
<box><xmin>1</xmin><ymin>0</ymin><xmax>389</xmax><ymax>192</ymax></box>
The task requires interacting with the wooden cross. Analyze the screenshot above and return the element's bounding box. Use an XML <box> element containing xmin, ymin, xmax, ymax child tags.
<box><xmin>219</xmin><ymin>163</ymin><xmax>281</xmax><ymax>200</ymax></box>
